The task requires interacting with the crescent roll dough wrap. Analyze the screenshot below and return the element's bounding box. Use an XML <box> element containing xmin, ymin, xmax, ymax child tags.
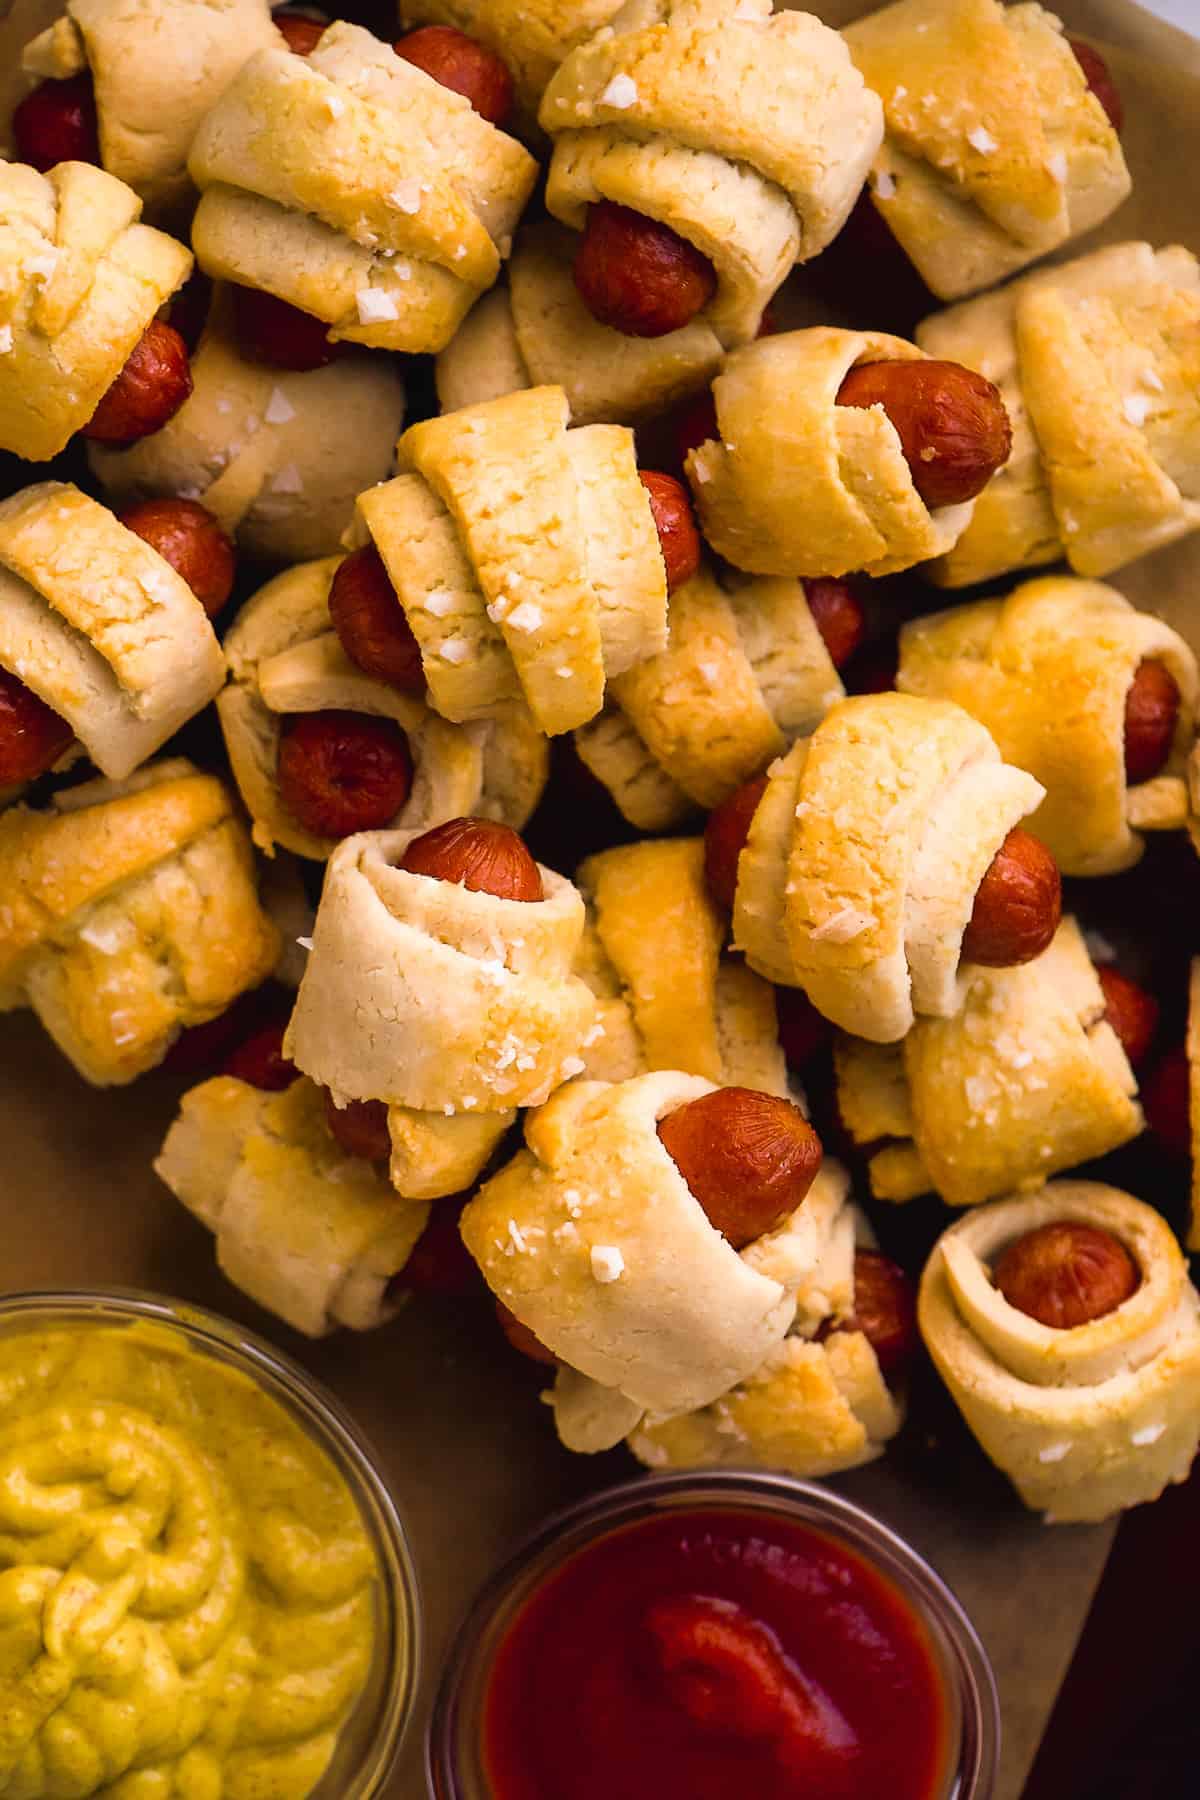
<box><xmin>88</xmin><ymin>286</ymin><xmax>406</xmax><ymax>563</ymax></box>
<box><xmin>400</xmin><ymin>1</ymin><xmax>625</xmax><ymax>136</ymax></box>
<box><xmin>574</xmin><ymin>837</ymin><xmax>789</xmax><ymax>1096</ymax></box>
<box><xmin>217</xmin><ymin>556</ymin><xmax>547</xmax><ymax>861</ymax></box>
<box><xmin>436</xmin><ymin>223</ymin><xmax>723</xmax><ymax>425</ymax></box>
<box><xmin>0</xmin><ymin>482</ymin><xmax>225</xmax><ymax>782</ymax></box>
<box><xmin>845</xmin><ymin>0</ymin><xmax>1130</xmax><ymax>303</ymax></box>
<box><xmin>899</xmin><ymin>578</ymin><xmax>1199</xmax><ymax>877</ymax></box>
<box><xmin>687</xmin><ymin>329</ymin><xmax>980</xmax><ymax>578</ymax></box>
<box><xmin>917</xmin><ymin>242</ymin><xmax>1200</xmax><ymax>586</ymax></box>
<box><xmin>462</xmin><ymin>1071</ymin><xmax>813</xmax><ymax>1440</ymax></box>
<box><xmin>0</xmin><ymin>760</ymin><xmax>279</xmax><ymax>1086</ymax></box>
<box><xmin>731</xmin><ymin>693</ymin><xmax>1046</xmax><ymax>1042</ymax></box>
<box><xmin>155</xmin><ymin>1075</ymin><xmax>432</xmax><ymax>1338</ymax></box>
<box><xmin>836</xmin><ymin>918</ymin><xmax>1142</xmax><ymax>1209</ymax></box>
<box><xmin>539</xmin><ymin>0</ymin><xmax>882</xmax><ymax>347</ymax></box>
<box><xmin>573</xmin><ymin>565</ymin><xmax>844</xmax><ymax>831</ymax></box>
<box><xmin>0</xmin><ymin>160</ymin><xmax>192</xmax><ymax>462</ymax></box>
<box><xmin>351</xmin><ymin>386</ymin><xmax>669</xmax><ymax>735</ymax></box>
<box><xmin>21</xmin><ymin>0</ymin><xmax>283</xmax><ymax>213</ymax></box>
<box><xmin>629</xmin><ymin>1177</ymin><xmax>901</xmax><ymax>1477</ymax></box>
<box><xmin>188</xmin><ymin>23</ymin><xmax>538</xmax><ymax>354</ymax></box>
<box><xmin>919</xmin><ymin>1183</ymin><xmax>1200</xmax><ymax>1523</ymax></box>
<box><xmin>286</xmin><ymin>823</ymin><xmax>595</xmax><ymax>1113</ymax></box>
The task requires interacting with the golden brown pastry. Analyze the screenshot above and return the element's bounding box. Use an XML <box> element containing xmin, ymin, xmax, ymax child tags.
<box><xmin>156</xmin><ymin>1075</ymin><xmax>432</xmax><ymax>1337</ymax></box>
<box><xmin>629</xmin><ymin>1190</ymin><xmax>903</xmax><ymax>1478</ymax></box>
<box><xmin>435</xmin><ymin>222</ymin><xmax>724</xmax><ymax>425</ymax></box>
<box><xmin>283</xmin><ymin>821</ymin><xmax>596</xmax><ymax>1196</ymax></box>
<box><xmin>20</xmin><ymin>0</ymin><xmax>283</xmax><ymax>213</ymax></box>
<box><xmin>0</xmin><ymin>481</ymin><xmax>225</xmax><ymax>781</ymax></box>
<box><xmin>462</xmin><ymin>1071</ymin><xmax>825</xmax><ymax>1450</ymax></box>
<box><xmin>217</xmin><ymin>556</ymin><xmax>547</xmax><ymax>860</ymax></box>
<box><xmin>898</xmin><ymin>577</ymin><xmax>1198</xmax><ymax>876</ymax></box>
<box><xmin>574</xmin><ymin>836</ymin><xmax>788</xmax><ymax>1095</ymax></box>
<box><xmin>573</xmin><ymin>565</ymin><xmax>845</xmax><ymax>831</ymax></box>
<box><xmin>686</xmin><ymin>328</ymin><xmax>984</xmax><ymax>577</ymax></box>
<box><xmin>0</xmin><ymin>160</ymin><xmax>192</xmax><ymax>461</ymax></box>
<box><xmin>188</xmin><ymin>22</ymin><xmax>538</xmax><ymax>355</ymax></box>
<box><xmin>539</xmin><ymin>0</ymin><xmax>882</xmax><ymax>346</ymax></box>
<box><xmin>845</xmin><ymin>0</ymin><xmax>1130</xmax><ymax>302</ymax></box>
<box><xmin>917</xmin><ymin>242</ymin><xmax>1200</xmax><ymax>586</ymax></box>
<box><xmin>0</xmin><ymin>760</ymin><xmax>279</xmax><ymax>1086</ymax></box>
<box><xmin>88</xmin><ymin>285</ymin><xmax>407</xmax><ymax>563</ymax></box>
<box><xmin>399</xmin><ymin>0</ymin><xmax>625</xmax><ymax>136</ymax></box>
<box><xmin>919</xmin><ymin>1182</ymin><xmax>1200</xmax><ymax>1522</ymax></box>
<box><xmin>350</xmin><ymin>385</ymin><xmax>669</xmax><ymax>735</ymax></box>
<box><xmin>836</xmin><ymin>917</ymin><xmax>1142</xmax><ymax>1208</ymax></box>
<box><xmin>730</xmin><ymin>693</ymin><xmax>1046</xmax><ymax>1041</ymax></box>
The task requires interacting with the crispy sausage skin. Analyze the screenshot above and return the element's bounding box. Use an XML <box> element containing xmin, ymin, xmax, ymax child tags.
<box><xmin>81</xmin><ymin>319</ymin><xmax>193</xmax><ymax>446</ymax></box>
<box><xmin>276</xmin><ymin>710</ymin><xmax>414</xmax><ymax>838</ymax></box>
<box><xmin>657</xmin><ymin>1087</ymin><xmax>823</xmax><ymax>1249</ymax></box>
<box><xmin>574</xmin><ymin>202</ymin><xmax>718</xmax><ymax>339</ymax></box>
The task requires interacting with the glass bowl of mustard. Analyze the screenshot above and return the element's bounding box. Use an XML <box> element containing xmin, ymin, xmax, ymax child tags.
<box><xmin>429</xmin><ymin>1469</ymin><xmax>1000</xmax><ymax>1800</ymax></box>
<box><xmin>0</xmin><ymin>1287</ymin><xmax>420</xmax><ymax>1799</ymax></box>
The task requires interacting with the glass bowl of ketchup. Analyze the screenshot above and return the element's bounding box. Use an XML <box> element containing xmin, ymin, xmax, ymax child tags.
<box><xmin>427</xmin><ymin>1469</ymin><xmax>999</xmax><ymax>1800</ymax></box>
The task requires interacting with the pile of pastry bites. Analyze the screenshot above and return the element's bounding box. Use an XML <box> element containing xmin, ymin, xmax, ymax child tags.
<box><xmin>2</xmin><ymin>0</ymin><xmax>1199</xmax><ymax>1527</ymax></box>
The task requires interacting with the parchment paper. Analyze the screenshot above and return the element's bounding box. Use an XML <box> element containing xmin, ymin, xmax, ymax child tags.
<box><xmin>1</xmin><ymin>3</ymin><xmax>1198</xmax><ymax>1798</ymax></box>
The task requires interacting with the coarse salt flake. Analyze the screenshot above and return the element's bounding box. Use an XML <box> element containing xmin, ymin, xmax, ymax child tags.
<box><xmin>508</xmin><ymin>1219</ymin><xmax>529</xmax><ymax>1253</ymax></box>
<box><xmin>438</xmin><ymin>638</ymin><xmax>469</xmax><ymax>663</ymax></box>
<box><xmin>873</xmin><ymin>170</ymin><xmax>897</xmax><ymax>200</ymax></box>
<box><xmin>356</xmin><ymin>287</ymin><xmax>398</xmax><ymax>324</ymax></box>
<box><xmin>0</xmin><ymin>325</ymin><xmax>12</xmax><ymax>354</ymax></box>
<box><xmin>1123</xmin><ymin>393</ymin><xmax>1151</xmax><ymax>427</ymax></box>
<box><xmin>424</xmin><ymin>588</ymin><xmax>454</xmax><ymax>617</ymax></box>
<box><xmin>591</xmin><ymin>1245</ymin><xmax>625</xmax><ymax>1282</ymax></box>
<box><xmin>1141</xmin><ymin>366</ymin><xmax>1165</xmax><ymax>392</ymax></box>
<box><xmin>323</xmin><ymin>92</ymin><xmax>345</xmax><ymax>118</ymax></box>
<box><xmin>1045</xmin><ymin>150</ymin><xmax>1068</xmax><ymax>183</ymax></box>
<box><xmin>600</xmin><ymin>74</ymin><xmax>638</xmax><ymax>109</ymax></box>
<box><xmin>1083</xmin><ymin>928</ymin><xmax>1117</xmax><ymax>965</ymax></box>
<box><xmin>809</xmin><ymin>907</ymin><xmax>873</xmax><ymax>944</ymax></box>
<box><xmin>79</xmin><ymin>920</ymin><xmax>130</xmax><ymax>953</ymax></box>
<box><xmin>507</xmin><ymin>601</ymin><xmax>543</xmax><ymax>633</ymax></box>
<box><xmin>967</xmin><ymin>125</ymin><xmax>998</xmax><ymax>154</ymax></box>
<box><xmin>296</xmin><ymin>935</ymin><xmax>314</xmax><ymax>952</ymax></box>
<box><xmin>389</xmin><ymin>178</ymin><xmax>422</xmax><ymax>214</ymax></box>
<box><xmin>271</xmin><ymin>464</ymin><xmax>303</xmax><ymax>494</ymax></box>
<box><xmin>560</xmin><ymin>1057</ymin><xmax>586</xmax><ymax>1080</ymax></box>
<box><xmin>1038</xmin><ymin>1442</ymin><xmax>1072</xmax><ymax>1463</ymax></box>
<box><xmin>265</xmin><ymin>387</ymin><xmax>296</xmax><ymax>425</ymax></box>
<box><xmin>1131</xmin><ymin>1422</ymin><xmax>1166</xmax><ymax>1446</ymax></box>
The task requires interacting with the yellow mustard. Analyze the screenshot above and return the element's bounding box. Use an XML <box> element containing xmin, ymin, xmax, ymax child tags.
<box><xmin>0</xmin><ymin>1321</ymin><xmax>378</xmax><ymax>1798</ymax></box>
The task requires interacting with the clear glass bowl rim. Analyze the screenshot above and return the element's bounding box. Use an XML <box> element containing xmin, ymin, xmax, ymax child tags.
<box><xmin>427</xmin><ymin>1467</ymin><xmax>1001</xmax><ymax>1800</ymax></box>
<box><xmin>0</xmin><ymin>1285</ymin><xmax>422</xmax><ymax>1798</ymax></box>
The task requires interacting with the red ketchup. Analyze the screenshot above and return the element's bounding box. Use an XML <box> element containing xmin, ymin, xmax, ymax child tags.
<box><xmin>481</xmin><ymin>1507</ymin><xmax>952</xmax><ymax>1800</ymax></box>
